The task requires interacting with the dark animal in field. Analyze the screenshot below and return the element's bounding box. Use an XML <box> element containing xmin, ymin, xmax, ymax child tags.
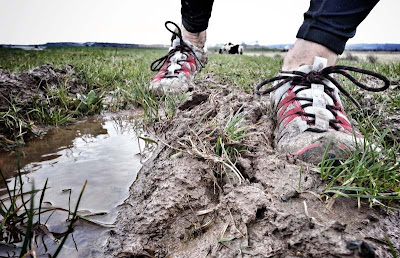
<box><xmin>219</xmin><ymin>43</ymin><xmax>243</xmax><ymax>55</ymax></box>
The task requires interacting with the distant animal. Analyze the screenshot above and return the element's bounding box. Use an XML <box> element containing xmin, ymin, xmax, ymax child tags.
<box><xmin>219</xmin><ymin>43</ymin><xmax>243</xmax><ymax>55</ymax></box>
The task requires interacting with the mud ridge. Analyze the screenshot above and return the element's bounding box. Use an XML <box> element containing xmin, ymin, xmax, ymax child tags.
<box><xmin>103</xmin><ymin>80</ymin><xmax>400</xmax><ymax>258</ymax></box>
<box><xmin>0</xmin><ymin>65</ymin><xmax>87</xmax><ymax>149</ymax></box>
<box><xmin>0</xmin><ymin>64</ymin><xmax>85</xmax><ymax>111</ymax></box>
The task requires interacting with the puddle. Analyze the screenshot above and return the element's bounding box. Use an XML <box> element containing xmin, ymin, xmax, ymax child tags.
<box><xmin>0</xmin><ymin>112</ymin><xmax>155</xmax><ymax>257</ymax></box>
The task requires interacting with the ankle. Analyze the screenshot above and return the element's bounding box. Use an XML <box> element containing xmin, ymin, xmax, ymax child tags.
<box><xmin>282</xmin><ymin>39</ymin><xmax>338</xmax><ymax>70</ymax></box>
<box><xmin>182</xmin><ymin>26</ymin><xmax>206</xmax><ymax>49</ymax></box>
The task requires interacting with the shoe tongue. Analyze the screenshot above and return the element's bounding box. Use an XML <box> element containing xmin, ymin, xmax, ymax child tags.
<box><xmin>167</xmin><ymin>38</ymin><xmax>194</xmax><ymax>76</ymax></box>
<box><xmin>171</xmin><ymin>38</ymin><xmax>194</xmax><ymax>49</ymax></box>
<box><xmin>171</xmin><ymin>38</ymin><xmax>181</xmax><ymax>48</ymax></box>
<box><xmin>272</xmin><ymin>57</ymin><xmax>331</xmax><ymax>109</ymax></box>
<box><xmin>312</xmin><ymin>56</ymin><xmax>328</xmax><ymax>71</ymax></box>
<box><xmin>296</xmin><ymin>57</ymin><xmax>335</xmax><ymax>130</ymax></box>
<box><xmin>296</xmin><ymin>56</ymin><xmax>328</xmax><ymax>73</ymax></box>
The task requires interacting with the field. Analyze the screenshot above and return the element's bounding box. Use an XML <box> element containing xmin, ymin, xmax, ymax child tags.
<box><xmin>0</xmin><ymin>47</ymin><xmax>400</xmax><ymax>257</ymax></box>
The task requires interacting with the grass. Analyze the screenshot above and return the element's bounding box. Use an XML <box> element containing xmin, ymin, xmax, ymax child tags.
<box><xmin>320</xmin><ymin>117</ymin><xmax>400</xmax><ymax>207</ymax></box>
<box><xmin>199</xmin><ymin>54</ymin><xmax>282</xmax><ymax>92</ymax></box>
<box><xmin>386</xmin><ymin>235</ymin><xmax>398</xmax><ymax>258</ymax></box>
<box><xmin>215</xmin><ymin>106</ymin><xmax>251</xmax><ymax>158</ymax></box>
<box><xmin>215</xmin><ymin>106</ymin><xmax>252</xmax><ymax>184</ymax></box>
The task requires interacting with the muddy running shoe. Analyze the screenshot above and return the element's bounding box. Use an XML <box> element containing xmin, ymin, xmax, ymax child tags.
<box><xmin>149</xmin><ymin>21</ymin><xmax>207</xmax><ymax>96</ymax></box>
<box><xmin>255</xmin><ymin>56</ymin><xmax>390</xmax><ymax>164</ymax></box>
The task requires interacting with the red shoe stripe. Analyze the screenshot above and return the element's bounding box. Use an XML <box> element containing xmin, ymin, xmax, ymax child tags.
<box><xmin>336</xmin><ymin>114</ymin><xmax>353</xmax><ymax>133</ymax></box>
<box><xmin>282</xmin><ymin>112</ymin><xmax>302</xmax><ymax>127</ymax></box>
<box><xmin>278</xmin><ymin>101</ymin><xmax>291</xmax><ymax>119</ymax></box>
<box><xmin>278</xmin><ymin>89</ymin><xmax>307</xmax><ymax>125</ymax></box>
<box><xmin>277</xmin><ymin>91</ymin><xmax>296</xmax><ymax>109</ymax></box>
<box><xmin>279</xmin><ymin>106</ymin><xmax>303</xmax><ymax>124</ymax></box>
<box><xmin>293</xmin><ymin>143</ymin><xmax>321</xmax><ymax>156</ymax></box>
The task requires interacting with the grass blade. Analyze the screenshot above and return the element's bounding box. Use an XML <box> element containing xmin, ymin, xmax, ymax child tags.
<box><xmin>52</xmin><ymin>180</ymin><xmax>87</xmax><ymax>257</ymax></box>
<box><xmin>19</xmin><ymin>183</ymin><xmax>35</xmax><ymax>257</ymax></box>
<box><xmin>38</xmin><ymin>179</ymin><xmax>48</xmax><ymax>224</ymax></box>
<box><xmin>0</xmin><ymin>169</ymin><xmax>13</xmax><ymax>205</ymax></box>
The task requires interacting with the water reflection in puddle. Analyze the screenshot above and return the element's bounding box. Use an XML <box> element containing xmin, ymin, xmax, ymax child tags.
<box><xmin>0</xmin><ymin>112</ymin><xmax>154</xmax><ymax>257</ymax></box>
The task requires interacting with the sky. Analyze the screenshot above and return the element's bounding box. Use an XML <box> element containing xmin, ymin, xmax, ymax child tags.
<box><xmin>1</xmin><ymin>0</ymin><xmax>399</xmax><ymax>46</ymax></box>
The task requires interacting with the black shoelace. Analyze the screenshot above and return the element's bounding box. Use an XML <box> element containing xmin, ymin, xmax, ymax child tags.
<box><xmin>150</xmin><ymin>21</ymin><xmax>204</xmax><ymax>78</ymax></box>
<box><xmin>255</xmin><ymin>66</ymin><xmax>390</xmax><ymax>131</ymax></box>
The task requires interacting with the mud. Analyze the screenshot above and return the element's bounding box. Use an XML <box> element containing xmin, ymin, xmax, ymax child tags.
<box><xmin>0</xmin><ymin>64</ymin><xmax>86</xmax><ymax>148</ymax></box>
<box><xmin>102</xmin><ymin>77</ymin><xmax>400</xmax><ymax>257</ymax></box>
<box><xmin>0</xmin><ymin>64</ymin><xmax>85</xmax><ymax>111</ymax></box>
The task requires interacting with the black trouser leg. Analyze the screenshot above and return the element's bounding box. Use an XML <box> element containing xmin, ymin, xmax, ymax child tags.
<box><xmin>181</xmin><ymin>0</ymin><xmax>214</xmax><ymax>33</ymax></box>
<box><xmin>297</xmin><ymin>0</ymin><xmax>380</xmax><ymax>54</ymax></box>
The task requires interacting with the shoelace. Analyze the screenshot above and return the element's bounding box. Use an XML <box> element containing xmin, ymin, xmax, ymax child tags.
<box><xmin>255</xmin><ymin>66</ymin><xmax>390</xmax><ymax>131</ymax></box>
<box><xmin>150</xmin><ymin>21</ymin><xmax>204</xmax><ymax>77</ymax></box>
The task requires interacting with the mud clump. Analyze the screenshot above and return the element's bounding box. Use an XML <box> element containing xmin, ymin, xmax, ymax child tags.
<box><xmin>0</xmin><ymin>64</ymin><xmax>85</xmax><ymax>111</ymax></box>
<box><xmin>103</xmin><ymin>79</ymin><xmax>400</xmax><ymax>257</ymax></box>
<box><xmin>0</xmin><ymin>64</ymin><xmax>87</xmax><ymax>149</ymax></box>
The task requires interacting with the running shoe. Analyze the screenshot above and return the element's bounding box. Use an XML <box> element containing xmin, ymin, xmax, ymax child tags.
<box><xmin>255</xmin><ymin>56</ymin><xmax>390</xmax><ymax>164</ymax></box>
<box><xmin>149</xmin><ymin>21</ymin><xmax>207</xmax><ymax>96</ymax></box>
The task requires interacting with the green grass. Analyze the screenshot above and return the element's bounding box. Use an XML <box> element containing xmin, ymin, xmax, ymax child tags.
<box><xmin>199</xmin><ymin>54</ymin><xmax>282</xmax><ymax>92</ymax></box>
<box><xmin>215</xmin><ymin>106</ymin><xmax>251</xmax><ymax>158</ymax></box>
<box><xmin>215</xmin><ymin>106</ymin><xmax>252</xmax><ymax>184</ymax></box>
<box><xmin>320</xmin><ymin>122</ymin><xmax>400</xmax><ymax>207</ymax></box>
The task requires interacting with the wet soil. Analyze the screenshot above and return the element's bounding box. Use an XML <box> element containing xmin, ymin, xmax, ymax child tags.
<box><xmin>0</xmin><ymin>64</ymin><xmax>87</xmax><ymax>149</ymax></box>
<box><xmin>103</xmin><ymin>77</ymin><xmax>400</xmax><ymax>257</ymax></box>
<box><xmin>0</xmin><ymin>64</ymin><xmax>85</xmax><ymax>111</ymax></box>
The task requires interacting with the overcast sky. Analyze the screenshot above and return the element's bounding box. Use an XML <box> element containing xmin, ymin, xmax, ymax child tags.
<box><xmin>1</xmin><ymin>0</ymin><xmax>399</xmax><ymax>46</ymax></box>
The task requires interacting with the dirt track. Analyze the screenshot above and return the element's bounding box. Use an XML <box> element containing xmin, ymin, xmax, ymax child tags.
<box><xmin>102</xmin><ymin>77</ymin><xmax>400</xmax><ymax>257</ymax></box>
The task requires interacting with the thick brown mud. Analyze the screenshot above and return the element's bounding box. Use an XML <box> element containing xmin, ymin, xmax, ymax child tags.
<box><xmin>0</xmin><ymin>64</ymin><xmax>85</xmax><ymax>111</ymax></box>
<box><xmin>102</xmin><ymin>78</ymin><xmax>400</xmax><ymax>257</ymax></box>
<box><xmin>0</xmin><ymin>65</ymin><xmax>87</xmax><ymax>149</ymax></box>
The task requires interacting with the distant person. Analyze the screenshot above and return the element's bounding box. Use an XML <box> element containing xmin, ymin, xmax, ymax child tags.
<box><xmin>149</xmin><ymin>0</ymin><xmax>390</xmax><ymax>164</ymax></box>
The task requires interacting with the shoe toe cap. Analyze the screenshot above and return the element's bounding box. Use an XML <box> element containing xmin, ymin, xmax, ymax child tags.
<box><xmin>278</xmin><ymin>130</ymin><xmax>360</xmax><ymax>164</ymax></box>
<box><xmin>149</xmin><ymin>78</ymin><xmax>190</xmax><ymax>96</ymax></box>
